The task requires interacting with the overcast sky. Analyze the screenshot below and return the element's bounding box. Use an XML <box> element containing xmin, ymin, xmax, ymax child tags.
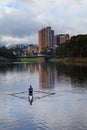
<box><xmin>0</xmin><ymin>0</ymin><xmax>87</xmax><ymax>46</ymax></box>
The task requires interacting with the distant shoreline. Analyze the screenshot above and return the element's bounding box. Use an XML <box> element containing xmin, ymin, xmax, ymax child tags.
<box><xmin>0</xmin><ymin>58</ymin><xmax>8</xmax><ymax>62</ymax></box>
<box><xmin>20</xmin><ymin>57</ymin><xmax>87</xmax><ymax>65</ymax></box>
<box><xmin>1</xmin><ymin>57</ymin><xmax>87</xmax><ymax>66</ymax></box>
<box><xmin>19</xmin><ymin>57</ymin><xmax>44</xmax><ymax>62</ymax></box>
<box><xmin>50</xmin><ymin>57</ymin><xmax>87</xmax><ymax>66</ymax></box>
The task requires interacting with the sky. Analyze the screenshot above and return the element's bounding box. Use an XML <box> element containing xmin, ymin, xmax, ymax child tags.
<box><xmin>0</xmin><ymin>0</ymin><xmax>87</xmax><ymax>46</ymax></box>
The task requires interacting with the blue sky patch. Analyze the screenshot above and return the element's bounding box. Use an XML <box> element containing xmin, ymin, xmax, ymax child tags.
<box><xmin>6</xmin><ymin>2</ymin><xmax>22</xmax><ymax>9</ymax></box>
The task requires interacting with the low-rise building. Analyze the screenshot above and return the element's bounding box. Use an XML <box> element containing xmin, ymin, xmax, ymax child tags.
<box><xmin>27</xmin><ymin>44</ymin><xmax>39</xmax><ymax>55</ymax></box>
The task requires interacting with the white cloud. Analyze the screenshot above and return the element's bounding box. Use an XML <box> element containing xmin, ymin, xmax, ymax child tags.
<box><xmin>1</xmin><ymin>34</ymin><xmax>38</xmax><ymax>46</ymax></box>
<box><xmin>0</xmin><ymin>0</ymin><xmax>87</xmax><ymax>46</ymax></box>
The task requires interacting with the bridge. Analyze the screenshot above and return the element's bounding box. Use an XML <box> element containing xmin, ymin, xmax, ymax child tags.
<box><xmin>17</xmin><ymin>55</ymin><xmax>55</xmax><ymax>61</ymax></box>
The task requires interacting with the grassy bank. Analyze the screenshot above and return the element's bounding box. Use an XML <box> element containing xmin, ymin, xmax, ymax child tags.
<box><xmin>64</xmin><ymin>57</ymin><xmax>87</xmax><ymax>64</ymax></box>
<box><xmin>19</xmin><ymin>57</ymin><xmax>87</xmax><ymax>66</ymax></box>
<box><xmin>20</xmin><ymin>57</ymin><xmax>44</xmax><ymax>62</ymax></box>
<box><xmin>50</xmin><ymin>57</ymin><xmax>87</xmax><ymax>65</ymax></box>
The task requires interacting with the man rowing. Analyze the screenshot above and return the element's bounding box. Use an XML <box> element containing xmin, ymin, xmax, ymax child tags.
<box><xmin>28</xmin><ymin>85</ymin><xmax>33</xmax><ymax>105</ymax></box>
<box><xmin>29</xmin><ymin>85</ymin><xmax>33</xmax><ymax>96</ymax></box>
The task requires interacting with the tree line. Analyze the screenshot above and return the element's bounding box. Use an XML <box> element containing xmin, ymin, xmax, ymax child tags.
<box><xmin>0</xmin><ymin>46</ymin><xmax>16</xmax><ymax>61</ymax></box>
<box><xmin>56</xmin><ymin>34</ymin><xmax>87</xmax><ymax>58</ymax></box>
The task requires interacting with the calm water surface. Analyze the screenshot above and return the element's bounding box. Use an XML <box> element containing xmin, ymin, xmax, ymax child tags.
<box><xmin>0</xmin><ymin>62</ymin><xmax>87</xmax><ymax>130</ymax></box>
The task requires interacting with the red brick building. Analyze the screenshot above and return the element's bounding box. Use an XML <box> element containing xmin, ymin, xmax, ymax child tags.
<box><xmin>38</xmin><ymin>27</ymin><xmax>54</xmax><ymax>53</ymax></box>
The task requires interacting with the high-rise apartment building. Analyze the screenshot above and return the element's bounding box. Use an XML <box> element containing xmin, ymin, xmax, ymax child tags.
<box><xmin>38</xmin><ymin>27</ymin><xmax>54</xmax><ymax>53</ymax></box>
<box><xmin>55</xmin><ymin>34</ymin><xmax>70</xmax><ymax>46</ymax></box>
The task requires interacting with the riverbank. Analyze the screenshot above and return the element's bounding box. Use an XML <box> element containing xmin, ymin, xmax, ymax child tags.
<box><xmin>19</xmin><ymin>57</ymin><xmax>87</xmax><ymax>65</ymax></box>
<box><xmin>20</xmin><ymin>57</ymin><xmax>44</xmax><ymax>62</ymax></box>
<box><xmin>1</xmin><ymin>57</ymin><xmax>87</xmax><ymax>66</ymax></box>
<box><xmin>50</xmin><ymin>57</ymin><xmax>87</xmax><ymax>66</ymax></box>
<box><xmin>0</xmin><ymin>57</ymin><xmax>9</xmax><ymax>62</ymax></box>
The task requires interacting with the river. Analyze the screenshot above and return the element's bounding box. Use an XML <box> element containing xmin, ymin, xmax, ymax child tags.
<box><xmin>0</xmin><ymin>62</ymin><xmax>87</xmax><ymax>130</ymax></box>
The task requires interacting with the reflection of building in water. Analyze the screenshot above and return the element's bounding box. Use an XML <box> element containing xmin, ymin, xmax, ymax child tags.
<box><xmin>39</xmin><ymin>63</ymin><xmax>55</xmax><ymax>88</ymax></box>
<box><xmin>28</xmin><ymin>63</ymin><xmax>39</xmax><ymax>73</ymax></box>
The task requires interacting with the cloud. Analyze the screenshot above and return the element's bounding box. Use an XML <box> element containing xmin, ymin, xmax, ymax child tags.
<box><xmin>0</xmin><ymin>6</ymin><xmax>40</xmax><ymax>36</ymax></box>
<box><xmin>0</xmin><ymin>0</ymin><xmax>87</xmax><ymax>46</ymax></box>
<box><xmin>1</xmin><ymin>34</ymin><xmax>38</xmax><ymax>46</ymax></box>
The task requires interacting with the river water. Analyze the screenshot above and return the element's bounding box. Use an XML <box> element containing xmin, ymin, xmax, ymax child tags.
<box><xmin>0</xmin><ymin>62</ymin><xmax>87</xmax><ymax>130</ymax></box>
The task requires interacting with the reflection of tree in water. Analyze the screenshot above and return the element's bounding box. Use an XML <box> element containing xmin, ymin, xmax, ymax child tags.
<box><xmin>55</xmin><ymin>63</ymin><xmax>87</xmax><ymax>88</ymax></box>
<box><xmin>0</xmin><ymin>62</ymin><xmax>39</xmax><ymax>73</ymax></box>
<box><xmin>0</xmin><ymin>63</ymin><xmax>14</xmax><ymax>74</ymax></box>
<box><xmin>1</xmin><ymin>62</ymin><xmax>87</xmax><ymax>89</ymax></box>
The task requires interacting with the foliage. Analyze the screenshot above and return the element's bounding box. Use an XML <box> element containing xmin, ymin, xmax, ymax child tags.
<box><xmin>20</xmin><ymin>58</ymin><xmax>44</xmax><ymax>62</ymax></box>
<box><xmin>41</xmin><ymin>46</ymin><xmax>55</xmax><ymax>55</ymax></box>
<box><xmin>56</xmin><ymin>34</ymin><xmax>87</xmax><ymax>58</ymax></box>
<box><xmin>0</xmin><ymin>46</ymin><xmax>17</xmax><ymax>61</ymax></box>
<box><xmin>14</xmin><ymin>47</ymin><xmax>24</xmax><ymax>56</ymax></box>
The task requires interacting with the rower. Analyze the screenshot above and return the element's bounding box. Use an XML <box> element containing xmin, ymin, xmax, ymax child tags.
<box><xmin>28</xmin><ymin>85</ymin><xmax>33</xmax><ymax>105</ymax></box>
<box><xmin>28</xmin><ymin>85</ymin><xmax>33</xmax><ymax>96</ymax></box>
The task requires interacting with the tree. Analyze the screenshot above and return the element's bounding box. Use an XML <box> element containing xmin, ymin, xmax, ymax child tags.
<box><xmin>0</xmin><ymin>46</ymin><xmax>17</xmax><ymax>61</ymax></box>
<box><xmin>56</xmin><ymin>34</ymin><xmax>87</xmax><ymax>58</ymax></box>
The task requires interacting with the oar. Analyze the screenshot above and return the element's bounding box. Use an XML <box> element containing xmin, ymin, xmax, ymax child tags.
<box><xmin>8</xmin><ymin>90</ymin><xmax>27</xmax><ymax>95</ymax></box>
<box><xmin>34</xmin><ymin>90</ymin><xmax>55</xmax><ymax>95</ymax></box>
<box><xmin>8</xmin><ymin>90</ymin><xmax>55</xmax><ymax>96</ymax></box>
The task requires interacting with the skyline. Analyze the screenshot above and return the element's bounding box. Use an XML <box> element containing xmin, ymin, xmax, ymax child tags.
<box><xmin>0</xmin><ymin>0</ymin><xmax>87</xmax><ymax>46</ymax></box>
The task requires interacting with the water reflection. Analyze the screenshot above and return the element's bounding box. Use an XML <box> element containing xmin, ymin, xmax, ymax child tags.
<box><xmin>0</xmin><ymin>62</ymin><xmax>87</xmax><ymax>130</ymax></box>
<box><xmin>55</xmin><ymin>63</ymin><xmax>87</xmax><ymax>88</ymax></box>
<box><xmin>39</xmin><ymin>62</ymin><xmax>55</xmax><ymax>89</ymax></box>
<box><xmin>28</xmin><ymin>96</ymin><xmax>33</xmax><ymax>105</ymax></box>
<box><xmin>0</xmin><ymin>62</ymin><xmax>87</xmax><ymax>89</ymax></box>
<box><xmin>0</xmin><ymin>62</ymin><xmax>39</xmax><ymax>73</ymax></box>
